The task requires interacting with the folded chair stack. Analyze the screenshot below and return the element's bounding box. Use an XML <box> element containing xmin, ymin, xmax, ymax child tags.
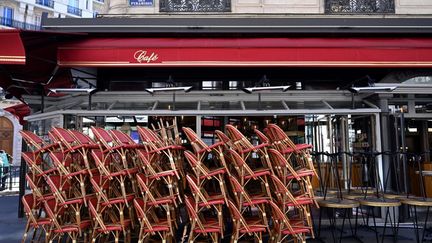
<box><xmin>21</xmin><ymin>121</ymin><xmax>316</xmax><ymax>243</ymax></box>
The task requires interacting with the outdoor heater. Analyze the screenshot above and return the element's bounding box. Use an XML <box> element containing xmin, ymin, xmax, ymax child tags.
<box><xmin>348</xmin><ymin>86</ymin><xmax>397</xmax><ymax>94</ymax></box>
<box><xmin>242</xmin><ymin>75</ymin><xmax>290</xmax><ymax>110</ymax></box>
<box><xmin>49</xmin><ymin>88</ymin><xmax>98</xmax><ymax>110</ymax></box>
<box><xmin>145</xmin><ymin>77</ymin><xmax>193</xmax><ymax>111</ymax></box>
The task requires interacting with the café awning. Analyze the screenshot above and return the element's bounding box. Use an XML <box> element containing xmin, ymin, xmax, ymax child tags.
<box><xmin>58</xmin><ymin>37</ymin><xmax>432</xmax><ymax>67</ymax></box>
<box><xmin>0</xmin><ymin>30</ymin><xmax>26</xmax><ymax>65</ymax></box>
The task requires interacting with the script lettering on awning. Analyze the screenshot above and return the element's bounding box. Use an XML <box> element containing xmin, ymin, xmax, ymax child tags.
<box><xmin>133</xmin><ymin>50</ymin><xmax>159</xmax><ymax>63</ymax></box>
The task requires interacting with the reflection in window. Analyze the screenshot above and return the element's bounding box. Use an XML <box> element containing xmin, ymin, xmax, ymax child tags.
<box><xmin>202</xmin><ymin>81</ymin><xmax>222</xmax><ymax>90</ymax></box>
<box><xmin>403</xmin><ymin>76</ymin><xmax>432</xmax><ymax>84</ymax></box>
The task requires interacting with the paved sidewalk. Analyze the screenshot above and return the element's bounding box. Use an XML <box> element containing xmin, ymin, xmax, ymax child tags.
<box><xmin>0</xmin><ymin>195</ymin><xmax>26</xmax><ymax>243</ymax></box>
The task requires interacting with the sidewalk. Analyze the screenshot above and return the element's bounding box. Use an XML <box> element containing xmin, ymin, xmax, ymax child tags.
<box><xmin>0</xmin><ymin>195</ymin><xmax>26</xmax><ymax>242</ymax></box>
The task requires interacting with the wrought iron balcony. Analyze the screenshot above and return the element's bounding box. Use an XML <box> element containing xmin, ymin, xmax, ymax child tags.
<box><xmin>160</xmin><ymin>0</ymin><xmax>231</xmax><ymax>12</ymax></box>
<box><xmin>35</xmin><ymin>0</ymin><xmax>54</xmax><ymax>8</ymax></box>
<box><xmin>0</xmin><ymin>17</ymin><xmax>42</xmax><ymax>30</ymax></box>
<box><xmin>325</xmin><ymin>0</ymin><xmax>395</xmax><ymax>14</ymax></box>
<box><xmin>67</xmin><ymin>6</ymin><xmax>82</xmax><ymax>16</ymax></box>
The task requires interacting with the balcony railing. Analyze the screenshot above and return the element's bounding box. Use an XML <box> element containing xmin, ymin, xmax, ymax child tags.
<box><xmin>160</xmin><ymin>0</ymin><xmax>231</xmax><ymax>12</ymax></box>
<box><xmin>0</xmin><ymin>17</ymin><xmax>42</xmax><ymax>30</ymax></box>
<box><xmin>35</xmin><ymin>0</ymin><xmax>54</xmax><ymax>8</ymax></box>
<box><xmin>67</xmin><ymin>5</ymin><xmax>82</xmax><ymax>16</ymax></box>
<box><xmin>325</xmin><ymin>0</ymin><xmax>395</xmax><ymax>14</ymax></box>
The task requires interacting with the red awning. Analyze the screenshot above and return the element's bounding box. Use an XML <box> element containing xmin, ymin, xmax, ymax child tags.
<box><xmin>58</xmin><ymin>37</ymin><xmax>432</xmax><ymax>67</ymax></box>
<box><xmin>0</xmin><ymin>30</ymin><xmax>25</xmax><ymax>65</ymax></box>
<box><xmin>4</xmin><ymin>103</ymin><xmax>31</xmax><ymax>125</ymax></box>
<box><xmin>0</xmin><ymin>30</ymin><xmax>75</xmax><ymax>99</ymax></box>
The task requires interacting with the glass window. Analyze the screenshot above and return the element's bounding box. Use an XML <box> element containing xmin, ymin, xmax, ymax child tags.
<box><xmin>2</xmin><ymin>7</ymin><xmax>13</xmax><ymax>26</ymax></box>
<box><xmin>68</xmin><ymin>0</ymin><xmax>79</xmax><ymax>8</ymax></box>
<box><xmin>403</xmin><ymin>76</ymin><xmax>432</xmax><ymax>84</ymax></box>
<box><xmin>202</xmin><ymin>81</ymin><xmax>222</xmax><ymax>90</ymax></box>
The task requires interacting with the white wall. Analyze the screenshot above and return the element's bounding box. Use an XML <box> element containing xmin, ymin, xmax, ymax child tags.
<box><xmin>396</xmin><ymin>0</ymin><xmax>432</xmax><ymax>14</ymax></box>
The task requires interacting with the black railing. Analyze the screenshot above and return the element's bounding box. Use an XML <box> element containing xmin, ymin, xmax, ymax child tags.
<box><xmin>0</xmin><ymin>166</ymin><xmax>21</xmax><ymax>192</ymax></box>
<box><xmin>0</xmin><ymin>17</ymin><xmax>42</xmax><ymax>30</ymax></box>
<box><xmin>160</xmin><ymin>0</ymin><xmax>231</xmax><ymax>12</ymax></box>
<box><xmin>325</xmin><ymin>0</ymin><xmax>395</xmax><ymax>14</ymax></box>
<box><xmin>35</xmin><ymin>0</ymin><xmax>54</xmax><ymax>8</ymax></box>
<box><xmin>67</xmin><ymin>5</ymin><xmax>82</xmax><ymax>16</ymax></box>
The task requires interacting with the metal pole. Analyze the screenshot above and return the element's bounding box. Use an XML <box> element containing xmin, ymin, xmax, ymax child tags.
<box><xmin>341</xmin><ymin>116</ymin><xmax>349</xmax><ymax>189</ymax></box>
<box><xmin>258</xmin><ymin>93</ymin><xmax>262</xmax><ymax>110</ymax></box>
<box><xmin>41</xmin><ymin>90</ymin><xmax>44</xmax><ymax>113</ymax></box>
<box><xmin>88</xmin><ymin>93</ymin><xmax>92</xmax><ymax>110</ymax></box>
<box><xmin>173</xmin><ymin>92</ymin><xmax>176</xmax><ymax>111</ymax></box>
<box><xmin>400</xmin><ymin>113</ymin><xmax>409</xmax><ymax>194</ymax></box>
<box><xmin>17</xmin><ymin>124</ymin><xmax>28</xmax><ymax>218</ymax></box>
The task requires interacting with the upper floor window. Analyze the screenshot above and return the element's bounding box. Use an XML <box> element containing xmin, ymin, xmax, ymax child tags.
<box><xmin>2</xmin><ymin>7</ymin><xmax>14</xmax><ymax>26</ymax></box>
<box><xmin>160</xmin><ymin>0</ymin><xmax>231</xmax><ymax>12</ymax></box>
<box><xmin>325</xmin><ymin>0</ymin><xmax>395</xmax><ymax>14</ymax></box>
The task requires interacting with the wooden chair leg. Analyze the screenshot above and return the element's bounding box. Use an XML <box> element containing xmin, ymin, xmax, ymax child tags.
<box><xmin>22</xmin><ymin>220</ymin><xmax>31</xmax><ymax>243</ymax></box>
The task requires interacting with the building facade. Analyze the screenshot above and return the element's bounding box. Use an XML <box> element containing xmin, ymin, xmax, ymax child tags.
<box><xmin>0</xmin><ymin>0</ymin><xmax>108</xmax><ymax>30</ymax></box>
<box><xmin>105</xmin><ymin>0</ymin><xmax>432</xmax><ymax>15</ymax></box>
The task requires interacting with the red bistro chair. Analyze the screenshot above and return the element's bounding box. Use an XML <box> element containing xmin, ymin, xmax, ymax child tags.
<box><xmin>185</xmin><ymin>195</ymin><xmax>222</xmax><ymax>243</ymax></box>
<box><xmin>22</xmin><ymin>193</ymin><xmax>52</xmax><ymax>243</ymax></box>
<box><xmin>269</xmin><ymin>200</ymin><xmax>311</xmax><ymax>243</ymax></box>
<box><xmin>134</xmin><ymin>198</ymin><xmax>174</xmax><ymax>243</ymax></box>
<box><xmin>227</xmin><ymin>200</ymin><xmax>267</xmax><ymax>243</ymax></box>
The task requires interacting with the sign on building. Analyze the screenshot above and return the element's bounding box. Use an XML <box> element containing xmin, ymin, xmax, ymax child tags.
<box><xmin>129</xmin><ymin>0</ymin><xmax>153</xmax><ymax>6</ymax></box>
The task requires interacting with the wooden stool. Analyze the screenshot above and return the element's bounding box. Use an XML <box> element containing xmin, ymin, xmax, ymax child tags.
<box><xmin>400</xmin><ymin>197</ymin><xmax>432</xmax><ymax>243</ymax></box>
<box><xmin>358</xmin><ymin>197</ymin><xmax>401</xmax><ymax>243</ymax></box>
<box><xmin>317</xmin><ymin>198</ymin><xmax>360</xmax><ymax>243</ymax></box>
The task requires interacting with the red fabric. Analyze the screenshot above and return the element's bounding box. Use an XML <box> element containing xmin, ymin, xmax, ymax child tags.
<box><xmin>5</xmin><ymin>104</ymin><xmax>30</xmax><ymax>125</ymax></box>
<box><xmin>0</xmin><ymin>30</ymin><xmax>25</xmax><ymax>65</ymax></box>
<box><xmin>244</xmin><ymin>169</ymin><xmax>271</xmax><ymax>179</ymax></box>
<box><xmin>58</xmin><ymin>37</ymin><xmax>432</xmax><ymax>67</ymax></box>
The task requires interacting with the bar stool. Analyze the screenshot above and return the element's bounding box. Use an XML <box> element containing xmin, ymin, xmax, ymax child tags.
<box><xmin>398</xmin><ymin>153</ymin><xmax>432</xmax><ymax>243</ymax></box>
<box><xmin>356</xmin><ymin>152</ymin><xmax>402</xmax><ymax>243</ymax></box>
<box><xmin>399</xmin><ymin>197</ymin><xmax>432</xmax><ymax>243</ymax></box>
<box><xmin>317</xmin><ymin>152</ymin><xmax>360</xmax><ymax>243</ymax></box>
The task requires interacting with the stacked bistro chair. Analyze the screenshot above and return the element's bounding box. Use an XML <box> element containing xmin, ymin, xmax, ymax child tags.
<box><xmin>22</xmin><ymin>121</ymin><xmax>317</xmax><ymax>242</ymax></box>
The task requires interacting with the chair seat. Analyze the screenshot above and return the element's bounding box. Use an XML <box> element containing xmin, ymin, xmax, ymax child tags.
<box><xmin>281</xmin><ymin>143</ymin><xmax>312</xmax><ymax>154</ymax></box>
<box><xmin>142</xmin><ymin>220</ymin><xmax>171</xmax><ymax>233</ymax></box>
<box><xmin>198</xmin><ymin>199</ymin><xmax>225</xmax><ymax>207</ymax></box>
<box><xmin>65</xmin><ymin>144</ymin><xmax>99</xmax><ymax>153</ymax></box>
<box><xmin>59</xmin><ymin>197</ymin><xmax>85</xmax><ymax>206</ymax></box>
<box><xmin>101</xmin><ymin>194</ymin><xmax>135</xmax><ymax>206</ymax></box>
<box><xmin>194</xmin><ymin>226</ymin><xmax>222</xmax><ymax>234</ymax></box>
<box><xmin>31</xmin><ymin>218</ymin><xmax>51</xmax><ymax>227</ymax></box>
<box><xmin>148</xmin><ymin>170</ymin><xmax>177</xmax><ymax>179</ymax></box>
<box><xmin>110</xmin><ymin>167</ymin><xmax>139</xmax><ymax>177</ymax></box>
<box><xmin>285</xmin><ymin>197</ymin><xmax>314</xmax><ymax>207</ymax></box>
<box><xmin>146</xmin><ymin>196</ymin><xmax>176</xmax><ymax>206</ymax></box>
<box><xmin>197</xmin><ymin>141</ymin><xmax>224</xmax><ymax>154</ymax></box>
<box><xmin>53</xmin><ymin>220</ymin><xmax>91</xmax><ymax>233</ymax></box>
<box><xmin>286</xmin><ymin>169</ymin><xmax>315</xmax><ymax>180</ymax></box>
<box><xmin>241</xmin><ymin>142</ymin><xmax>269</xmax><ymax>153</ymax></box>
<box><xmin>37</xmin><ymin>167</ymin><xmax>58</xmax><ymax>177</ymax></box>
<box><xmin>67</xmin><ymin>169</ymin><xmax>89</xmax><ymax>177</ymax></box>
<box><xmin>281</xmin><ymin>226</ymin><xmax>310</xmax><ymax>235</ymax></box>
<box><xmin>97</xmin><ymin>220</ymin><xmax>131</xmax><ymax>232</ymax></box>
<box><xmin>244</xmin><ymin>169</ymin><xmax>271</xmax><ymax>179</ymax></box>
<box><xmin>243</xmin><ymin>198</ymin><xmax>269</xmax><ymax>207</ymax></box>
<box><xmin>239</xmin><ymin>224</ymin><xmax>267</xmax><ymax>233</ymax></box>
<box><xmin>199</xmin><ymin>168</ymin><xmax>226</xmax><ymax>179</ymax></box>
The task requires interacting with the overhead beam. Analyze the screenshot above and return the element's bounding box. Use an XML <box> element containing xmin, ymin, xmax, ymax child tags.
<box><xmin>24</xmin><ymin>108</ymin><xmax>381</xmax><ymax>122</ymax></box>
